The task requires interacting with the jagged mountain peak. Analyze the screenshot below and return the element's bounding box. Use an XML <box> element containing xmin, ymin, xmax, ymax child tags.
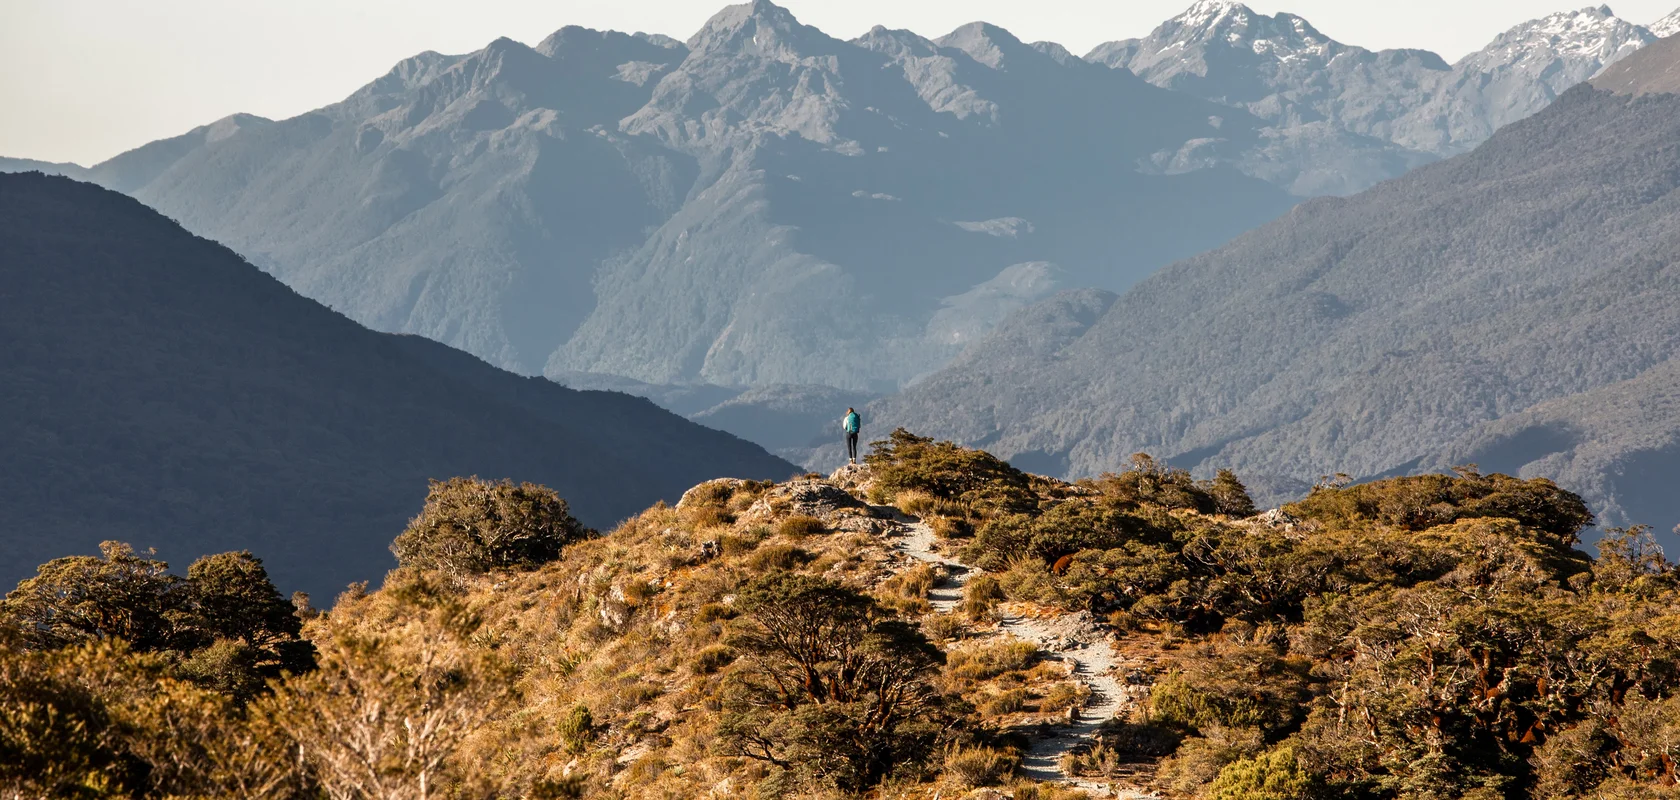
<box><xmin>686</xmin><ymin>0</ymin><xmax>828</xmax><ymax>58</ymax></box>
<box><xmin>1653</xmin><ymin>7</ymin><xmax>1680</xmax><ymax>37</ymax></box>
<box><xmin>1460</xmin><ymin>5</ymin><xmax>1653</xmax><ymax>70</ymax></box>
<box><xmin>936</xmin><ymin>22</ymin><xmax>1034</xmax><ymax>69</ymax></box>
<box><xmin>354</xmin><ymin>50</ymin><xmax>468</xmax><ymax>99</ymax></box>
<box><xmin>852</xmin><ymin>26</ymin><xmax>940</xmax><ymax>60</ymax></box>
<box><xmin>1086</xmin><ymin>0</ymin><xmax>1343</xmax><ymax>72</ymax></box>
<box><xmin>1163</xmin><ymin>0</ymin><xmax>1332</xmax><ymax>47</ymax></box>
<box><xmin>1031</xmin><ymin>41</ymin><xmax>1080</xmax><ymax>66</ymax></box>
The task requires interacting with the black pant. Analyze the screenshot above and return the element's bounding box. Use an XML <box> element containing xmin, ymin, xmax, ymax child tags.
<box><xmin>846</xmin><ymin>432</ymin><xmax>859</xmax><ymax>461</ymax></box>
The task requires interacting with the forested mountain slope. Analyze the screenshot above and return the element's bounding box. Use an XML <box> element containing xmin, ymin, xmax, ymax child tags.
<box><xmin>0</xmin><ymin>173</ymin><xmax>795</xmax><ymax>598</ymax></box>
<box><xmin>868</xmin><ymin>44</ymin><xmax>1680</xmax><ymax>536</ymax></box>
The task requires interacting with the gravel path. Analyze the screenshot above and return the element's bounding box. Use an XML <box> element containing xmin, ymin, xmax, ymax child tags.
<box><xmin>894</xmin><ymin>520</ymin><xmax>1156</xmax><ymax>798</ymax></box>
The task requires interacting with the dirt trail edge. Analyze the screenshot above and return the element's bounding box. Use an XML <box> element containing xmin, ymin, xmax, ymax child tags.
<box><xmin>895</xmin><ymin>520</ymin><xmax>1158</xmax><ymax>799</ymax></box>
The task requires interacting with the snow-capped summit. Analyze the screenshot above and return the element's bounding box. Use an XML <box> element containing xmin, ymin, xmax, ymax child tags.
<box><xmin>1456</xmin><ymin>5</ymin><xmax>1653</xmax><ymax>76</ymax></box>
<box><xmin>1087</xmin><ymin>0</ymin><xmax>1342</xmax><ymax>77</ymax></box>
<box><xmin>1158</xmin><ymin>0</ymin><xmax>1334</xmax><ymax>58</ymax></box>
<box><xmin>1084</xmin><ymin>0</ymin><xmax>1367</xmax><ymax>127</ymax></box>
<box><xmin>1650</xmin><ymin>6</ymin><xmax>1680</xmax><ymax>38</ymax></box>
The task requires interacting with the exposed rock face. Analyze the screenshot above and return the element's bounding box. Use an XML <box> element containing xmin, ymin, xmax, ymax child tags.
<box><xmin>748</xmin><ymin>479</ymin><xmax>869</xmax><ymax>520</ymax></box>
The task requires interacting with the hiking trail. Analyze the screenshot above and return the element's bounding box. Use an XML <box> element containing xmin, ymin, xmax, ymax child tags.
<box><xmin>894</xmin><ymin>518</ymin><xmax>1160</xmax><ymax>798</ymax></box>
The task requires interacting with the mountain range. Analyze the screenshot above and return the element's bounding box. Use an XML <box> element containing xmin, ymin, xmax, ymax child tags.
<box><xmin>13</xmin><ymin>2</ymin><xmax>1674</xmax><ymax>398</ymax></box>
<box><xmin>1090</xmin><ymin>3</ymin><xmax>1668</xmax><ymax>191</ymax></box>
<box><xmin>0</xmin><ymin>172</ymin><xmax>795</xmax><ymax>599</ymax></box>
<box><xmin>862</xmin><ymin>31</ymin><xmax>1680</xmax><ymax>541</ymax></box>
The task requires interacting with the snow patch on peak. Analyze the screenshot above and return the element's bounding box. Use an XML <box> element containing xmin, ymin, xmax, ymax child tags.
<box><xmin>1461</xmin><ymin>5</ymin><xmax>1655</xmax><ymax>71</ymax></box>
<box><xmin>1652</xmin><ymin>7</ymin><xmax>1680</xmax><ymax>38</ymax></box>
<box><xmin>1143</xmin><ymin>0</ymin><xmax>1339</xmax><ymax>63</ymax></box>
<box><xmin>1175</xmin><ymin>0</ymin><xmax>1254</xmax><ymax>29</ymax></box>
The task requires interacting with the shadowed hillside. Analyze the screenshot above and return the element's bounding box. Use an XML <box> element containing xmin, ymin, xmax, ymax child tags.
<box><xmin>0</xmin><ymin>173</ymin><xmax>796</xmax><ymax>598</ymax></box>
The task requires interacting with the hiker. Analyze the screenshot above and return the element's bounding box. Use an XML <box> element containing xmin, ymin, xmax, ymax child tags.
<box><xmin>842</xmin><ymin>408</ymin><xmax>862</xmax><ymax>464</ymax></box>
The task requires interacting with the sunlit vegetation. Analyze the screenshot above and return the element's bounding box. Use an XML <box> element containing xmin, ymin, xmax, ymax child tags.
<box><xmin>5</xmin><ymin>441</ymin><xmax>1680</xmax><ymax>799</ymax></box>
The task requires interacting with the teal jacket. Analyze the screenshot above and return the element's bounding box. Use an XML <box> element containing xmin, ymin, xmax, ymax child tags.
<box><xmin>842</xmin><ymin>411</ymin><xmax>861</xmax><ymax>434</ymax></box>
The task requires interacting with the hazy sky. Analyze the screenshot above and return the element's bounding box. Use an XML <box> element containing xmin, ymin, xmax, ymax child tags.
<box><xmin>4</xmin><ymin>0</ymin><xmax>1677</xmax><ymax>165</ymax></box>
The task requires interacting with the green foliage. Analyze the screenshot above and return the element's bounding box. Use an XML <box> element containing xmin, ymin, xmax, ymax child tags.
<box><xmin>1</xmin><ymin>543</ymin><xmax>315</xmax><ymax>703</ymax></box>
<box><xmin>961</xmin><ymin>574</ymin><xmax>1006</xmax><ymax>620</ymax></box>
<box><xmin>968</xmin><ymin>499</ymin><xmax>1169</xmax><ymax>571</ymax></box>
<box><xmin>719</xmin><ymin>573</ymin><xmax>952</xmax><ymax>793</ymax></box>
<box><xmin>1087</xmin><ymin>453</ymin><xmax>1219</xmax><ymax>512</ymax></box>
<box><xmin>1207</xmin><ymin>744</ymin><xmax>1316</xmax><ymax>800</ymax></box>
<box><xmin>866</xmin><ymin>429</ymin><xmax>1038</xmax><ymax>516</ymax></box>
<box><xmin>1208</xmin><ymin>468</ymin><xmax>1258</xmax><ymax>518</ymax></box>
<box><xmin>0</xmin><ymin>636</ymin><xmax>304</xmax><ymax>799</ymax></box>
<box><xmin>390</xmin><ymin>477</ymin><xmax>589</xmax><ymax>576</ymax></box>
<box><xmin>744</xmin><ymin>543</ymin><xmax>811</xmax><ymax>572</ymax></box>
<box><xmin>557</xmin><ymin>704</ymin><xmax>596</xmax><ymax>754</ymax></box>
<box><xmin>1284</xmin><ymin>467</ymin><xmax>1593</xmax><ymax>544</ymax></box>
<box><xmin>1150</xmin><ymin>643</ymin><xmax>1311</xmax><ymax>737</ymax></box>
<box><xmin>3</xmin><ymin>541</ymin><xmax>190</xmax><ymax>652</ymax></box>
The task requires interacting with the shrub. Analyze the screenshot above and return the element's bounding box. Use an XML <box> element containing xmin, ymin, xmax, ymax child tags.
<box><xmin>557</xmin><ymin>704</ymin><xmax>596</xmax><ymax>753</ymax></box>
<box><xmin>1087</xmin><ymin>454</ymin><xmax>1217</xmax><ymax>512</ymax></box>
<box><xmin>1206</xmin><ymin>469</ymin><xmax>1257</xmax><ymax>518</ymax></box>
<box><xmin>719</xmin><ymin>574</ymin><xmax>950</xmax><ymax>792</ymax></box>
<box><xmin>1206</xmin><ymin>744</ymin><xmax>1316</xmax><ymax>800</ymax></box>
<box><xmin>866</xmin><ymin>429</ymin><xmax>1038</xmax><ymax>516</ymax></box>
<box><xmin>996</xmin><ymin>558</ymin><xmax>1064</xmax><ymax>606</ymax></box>
<box><xmin>776</xmin><ymin>515</ymin><xmax>828</xmax><ymax>540</ymax></box>
<box><xmin>1156</xmin><ymin>727</ymin><xmax>1267</xmax><ymax>797</ymax></box>
<box><xmin>1283</xmin><ymin>467</ymin><xmax>1592</xmax><ymax>544</ymax></box>
<box><xmin>693</xmin><ymin>645</ymin><xmax>736</xmax><ymax>675</ymax></box>
<box><xmin>390</xmin><ymin>477</ymin><xmax>588</xmax><ymax>575</ymax></box>
<box><xmin>1150</xmin><ymin>644</ymin><xmax>1311</xmax><ymax>737</ymax></box>
<box><xmin>2</xmin><ymin>543</ymin><xmax>315</xmax><ymax>701</ymax></box>
<box><xmin>721</xmin><ymin>528</ymin><xmax>767</xmax><ymax>556</ymax></box>
<box><xmin>684</xmin><ymin>504</ymin><xmax>732</xmax><ymax>529</ymax></box>
<box><xmin>696</xmin><ymin>603</ymin><xmax>737</xmax><ymax>623</ymax></box>
<box><xmin>981</xmin><ymin>688</ymin><xmax>1030</xmax><ymax>716</ymax></box>
<box><xmin>961</xmin><ymin>574</ymin><xmax>1006</xmax><ymax>620</ymax></box>
<box><xmin>947</xmin><ymin>638</ymin><xmax>1039</xmax><ymax>682</ymax></box>
<box><xmin>930</xmin><ymin>515</ymin><xmax>973</xmax><ymax>539</ymax></box>
<box><xmin>1040</xmin><ymin>682</ymin><xmax>1089</xmax><ymax>713</ymax></box>
<box><xmin>921</xmin><ymin>614</ymin><xmax>968</xmax><ymax>643</ymax></box>
<box><xmin>746</xmin><ymin>545</ymin><xmax>812</xmax><ymax>572</ymax></box>
<box><xmin>882</xmin><ymin>564</ymin><xmax>937</xmax><ymax>602</ymax></box>
<box><xmin>1061</xmin><ymin>742</ymin><xmax>1124</xmax><ymax>779</ymax></box>
<box><xmin>944</xmin><ymin>745</ymin><xmax>1019</xmax><ymax>787</ymax></box>
<box><xmin>897</xmin><ymin>490</ymin><xmax>937</xmax><ymax>517</ymax></box>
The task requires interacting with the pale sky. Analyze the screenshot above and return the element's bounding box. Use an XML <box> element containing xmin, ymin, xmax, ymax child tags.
<box><xmin>3</xmin><ymin>0</ymin><xmax>1676</xmax><ymax>165</ymax></box>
